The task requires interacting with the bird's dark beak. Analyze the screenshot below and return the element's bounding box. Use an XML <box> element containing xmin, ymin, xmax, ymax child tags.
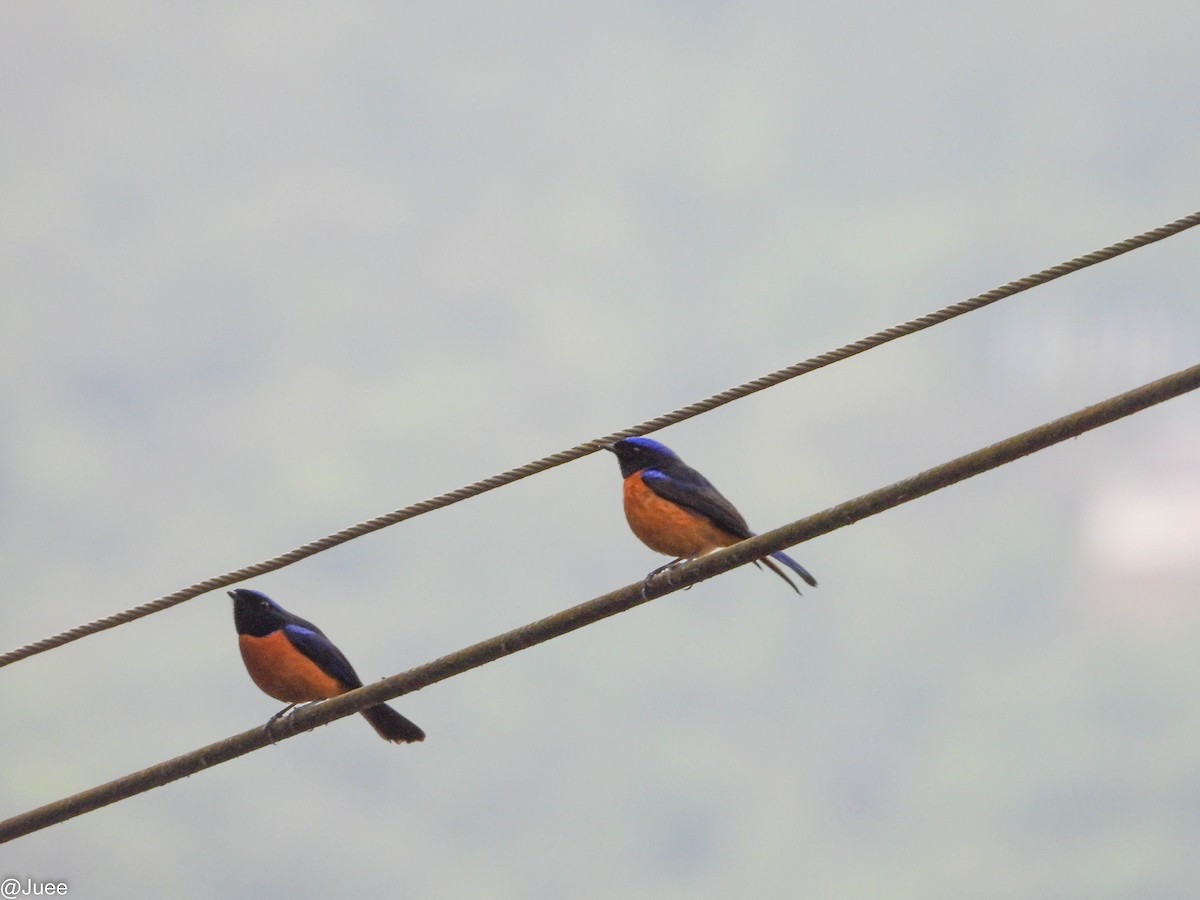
<box><xmin>602</xmin><ymin>443</ymin><xmax>617</xmax><ymax>453</ymax></box>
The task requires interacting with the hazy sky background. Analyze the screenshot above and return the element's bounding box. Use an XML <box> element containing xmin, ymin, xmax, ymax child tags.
<box><xmin>3</xmin><ymin>3</ymin><xmax>1199</xmax><ymax>897</ymax></box>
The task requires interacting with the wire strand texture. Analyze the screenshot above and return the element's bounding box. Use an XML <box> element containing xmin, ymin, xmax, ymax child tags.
<box><xmin>3</xmin><ymin>360</ymin><xmax>1198</xmax><ymax>844</ymax></box>
<box><xmin>2</xmin><ymin>208</ymin><xmax>1198</xmax><ymax>669</ymax></box>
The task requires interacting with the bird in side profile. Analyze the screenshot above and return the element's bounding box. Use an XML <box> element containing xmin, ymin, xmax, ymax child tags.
<box><xmin>605</xmin><ymin>436</ymin><xmax>817</xmax><ymax>594</ymax></box>
<box><xmin>230</xmin><ymin>588</ymin><xmax>424</xmax><ymax>743</ymax></box>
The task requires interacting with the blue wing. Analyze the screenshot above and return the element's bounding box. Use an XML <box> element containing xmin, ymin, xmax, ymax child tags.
<box><xmin>641</xmin><ymin>467</ymin><xmax>753</xmax><ymax>539</ymax></box>
<box><xmin>645</xmin><ymin>466</ymin><xmax>818</xmax><ymax>591</ymax></box>
<box><xmin>283</xmin><ymin>623</ymin><xmax>363</xmax><ymax>689</ymax></box>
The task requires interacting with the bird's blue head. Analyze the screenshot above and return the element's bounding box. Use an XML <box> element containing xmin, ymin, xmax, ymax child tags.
<box><xmin>230</xmin><ymin>588</ymin><xmax>287</xmax><ymax>636</ymax></box>
<box><xmin>605</xmin><ymin>436</ymin><xmax>681</xmax><ymax>478</ymax></box>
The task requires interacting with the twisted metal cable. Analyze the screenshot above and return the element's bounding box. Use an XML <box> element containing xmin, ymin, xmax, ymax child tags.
<box><xmin>2</xmin><ymin>209</ymin><xmax>1197</xmax><ymax>669</ymax></box>
<box><xmin>4</xmin><ymin>360</ymin><xmax>1198</xmax><ymax>843</ymax></box>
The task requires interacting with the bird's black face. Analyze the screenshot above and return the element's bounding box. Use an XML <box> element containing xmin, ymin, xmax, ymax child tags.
<box><xmin>230</xmin><ymin>588</ymin><xmax>286</xmax><ymax>637</ymax></box>
<box><xmin>606</xmin><ymin>436</ymin><xmax>679</xmax><ymax>478</ymax></box>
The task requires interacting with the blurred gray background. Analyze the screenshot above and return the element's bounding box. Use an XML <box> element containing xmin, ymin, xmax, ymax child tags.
<box><xmin>3</xmin><ymin>3</ymin><xmax>1199</xmax><ymax>897</ymax></box>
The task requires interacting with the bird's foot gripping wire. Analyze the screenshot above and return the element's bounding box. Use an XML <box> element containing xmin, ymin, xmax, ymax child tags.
<box><xmin>268</xmin><ymin>703</ymin><xmax>300</xmax><ymax>724</ymax></box>
<box><xmin>640</xmin><ymin>558</ymin><xmax>694</xmax><ymax>599</ymax></box>
<box><xmin>263</xmin><ymin>701</ymin><xmax>320</xmax><ymax>742</ymax></box>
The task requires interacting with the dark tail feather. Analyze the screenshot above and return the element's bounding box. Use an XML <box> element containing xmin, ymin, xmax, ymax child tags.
<box><xmin>761</xmin><ymin>551</ymin><xmax>818</xmax><ymax>594</ymax></box>
<box><xmin>361</xmin><ymin>704</ymin><xmax>425</xmax><ymax>743</ymax></box>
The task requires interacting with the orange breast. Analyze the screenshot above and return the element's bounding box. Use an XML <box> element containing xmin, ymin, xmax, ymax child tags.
<box><xmin>238</xmin><ymin>631</ymin><xmax>347</xmax><ymax>703</ymax></box>
<box><xmin>622</xmin><ymin>472</ymin><xmax>736</xmax><ymax>558</ymax></box>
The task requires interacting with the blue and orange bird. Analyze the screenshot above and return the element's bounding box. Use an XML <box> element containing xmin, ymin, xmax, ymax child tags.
<box><xmin>605</xmin><ymin>436</ymin><xmax>818</xmax><ymax>594</ymax></box>
<box><xmin>230</xmin><ymin>588</ymin><xmax>424</xmax><ymax>744</ymax></box>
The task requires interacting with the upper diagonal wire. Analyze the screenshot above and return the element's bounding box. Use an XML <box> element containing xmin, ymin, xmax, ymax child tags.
<box><xmin>2</xmin><ymin>209</ymin><xmax>1198</xmax><ymax>669</ymax></box>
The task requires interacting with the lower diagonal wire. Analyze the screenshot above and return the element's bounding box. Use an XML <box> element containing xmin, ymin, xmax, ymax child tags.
<box><xmin>2</xmin><ymin>361</ymin><xmax>1197</xmax><ymax>843</ymax></box>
